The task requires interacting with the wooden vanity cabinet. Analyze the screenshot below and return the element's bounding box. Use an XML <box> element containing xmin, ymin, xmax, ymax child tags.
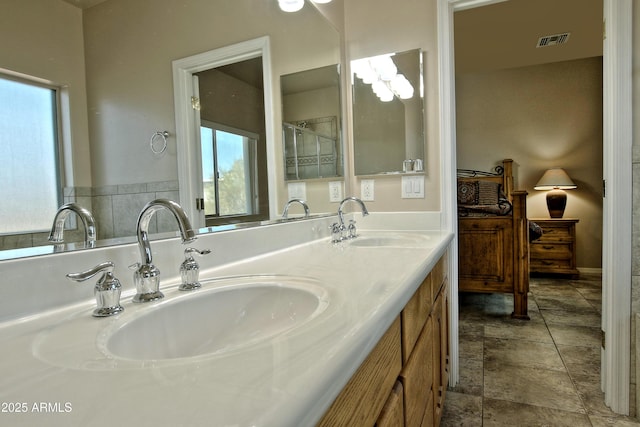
<box><xmin>432</xmin><ymin>279</ymin><xmax>450</xmax><ymax>426</ymax></box>
<box><xmin>317</xmin><ymin>252</ymin><xmax>449</xmax><ymax>427</ymax></box>
<box><xmin>317</xmin><ymin>317</ymin><xmax>402</xmax><ymax>427</ymax></box>
<box><xmin>376</xmin><ymin>381</ymin><xmax>405</xmax><ymax>427</ymax></box>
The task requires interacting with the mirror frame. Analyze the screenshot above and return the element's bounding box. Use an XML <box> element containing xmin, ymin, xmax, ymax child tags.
<box><xmin>173</xmin><ymin>36</ymin><xmax>277</xmax><ymax>228</ymax></box>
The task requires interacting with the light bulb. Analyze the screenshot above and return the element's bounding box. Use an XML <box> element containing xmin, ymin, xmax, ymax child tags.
<box><xmin>279</xmin><ymin>0</ymin><xmax>304</xmax><ymax>12</ymax></box>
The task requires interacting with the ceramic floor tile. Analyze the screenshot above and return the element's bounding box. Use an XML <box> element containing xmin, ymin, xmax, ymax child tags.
<box><xmin>531</xmin><ymin>284</ymin><xmax>585</xmax><ymax>298</ymax></box>
<box><xmin>459</xmin><ymin>319</ymin><xmax>485</xmax><ymax>338</ymax></box>
<box><xmin>534</xmin><ymin>294</ymin><xmax>596</xmax><ymax>312</ymax></box>
<box><xmin>483</xmin><ymin>397</ymin><xmax>592</xmax><ymax>426</ymax></box>
<box><xmin>484</xmin><ymin>319</ymin><xmax>554</xmax><ymax>343</ymax></box>
<box><xmin>459</xmin><ymin>334</ymin><xmax>484</xmax><ymax>361</ymax></box>
<box><xmin>442</xmin><ymin>275</ymin><xmax>630</xmax><ymax>426</ymax></box>
<box><xmin>540</xmin><ymin>308</ymin><xmax>601</xmax><ymax>327</ymax></box>
<box><xmin>573</xmin><ymin>377</ymin><xmax>627</xmax><ymax>418</ymax></box>
<box><xmin>452</xmin><ymin>357</ymin><xmax>483</xmax><ymax>396</ymax></box>
<box><xmin>440</xmin><ymin>391</ymin><xmax>483</xmax><ymax>427</ymax></box>
<box><xmin>484</xmin><ymin>337</ymin><xmax>566</xmax><ymax>371</ymax></box>
<box><xmin>557</xmin><ymin>344</ymin><xmax>601</xmax><ymax>379</ymax></box>
<box><xmin>484</xmin><ymin>360</ymin><xmax>585</xmax><ymax>413</ymax></box>
<box><xmin>547</xmin><ymin>323</ymin><xmax>602</xmax><ymax>348</ymax></box>
<box><xmin>588</xmin><ymin>414</ymin><xmax>640</xmax><ymax>426</ymax></box>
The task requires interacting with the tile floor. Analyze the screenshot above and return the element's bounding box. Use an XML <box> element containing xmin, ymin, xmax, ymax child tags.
<box><xmin>441</xmin><ymin>273</ymin><xmax>640</xmax><ymax>426</ymax></box>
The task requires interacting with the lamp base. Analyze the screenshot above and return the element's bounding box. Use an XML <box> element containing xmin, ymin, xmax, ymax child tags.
<box><xmin>546</xmin><ymin>189</ymin><xmax>567</xmax><ymax>218</ymax></box>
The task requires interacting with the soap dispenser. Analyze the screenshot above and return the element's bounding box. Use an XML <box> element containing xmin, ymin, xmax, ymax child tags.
<box><xmin>179</xmin><ymin>247</ymin><xmax>211</xmax><ymax>291</ymax></box>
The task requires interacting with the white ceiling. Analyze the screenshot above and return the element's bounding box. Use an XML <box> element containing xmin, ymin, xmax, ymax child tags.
<box><xmin>454</xmin><ymin>0</ymin><xmax>603</xmax><ymax>74</ymax></box>
<box><xmin>61</xmin><ymin>0</ymin><xmax>603</xmax><ymax>76</ymax></box>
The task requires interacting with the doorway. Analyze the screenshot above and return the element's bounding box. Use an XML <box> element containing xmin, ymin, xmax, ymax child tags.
<box><xmin>438</xmin><ymin>0</ymin><xmax>633</xmax><ymax>415</ymax></box>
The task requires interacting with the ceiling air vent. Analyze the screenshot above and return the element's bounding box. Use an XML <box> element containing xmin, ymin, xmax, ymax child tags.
<box><xmin>536</xmin><ymin>32</ymin><xmax>571</xmax><ymax>48</ymax></box>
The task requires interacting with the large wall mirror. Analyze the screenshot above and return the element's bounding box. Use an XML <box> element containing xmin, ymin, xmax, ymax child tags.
<box><xmin>352</xmin><ymin>49</ymin><xmax>425</xmax><ymax>176</ymax></box>
<box><xmin>0</xmin><ymin>0</ymin><xmax>342</xmax><ymax>260</ymax></box>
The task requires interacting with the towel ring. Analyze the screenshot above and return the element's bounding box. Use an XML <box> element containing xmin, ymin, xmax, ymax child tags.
<box><xmin>150</xmin><ymin>131</ymin><xmax>169</xmax><ymax>155</ymax></box>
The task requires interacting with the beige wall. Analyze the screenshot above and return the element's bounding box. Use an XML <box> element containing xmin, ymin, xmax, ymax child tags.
<box><xmin>344</xmin><ymin>0</ymin><xmax>441</xmax><ymax>212</ymax></box>
<box><xmin>82</xmin><ymin>0</ymin><xmax>341</xmax><ymax>215</ymax></box>
<box><xmin>456</xmin><ymin>57</ymin><xmax>603</xmax><ymax>269</ymax></box>
<box><xmin>0</xmin><ymin>0</ymin><xmax>91</xmax><ymax>188</ymax></box>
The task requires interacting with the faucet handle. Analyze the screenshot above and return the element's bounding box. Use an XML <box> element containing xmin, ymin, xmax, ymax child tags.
<box><xmin>67</xmin><ymin>261</ymin><xmax>125</xmax><ymax>317</ymax></box>
<box><xmin>347</xmin><ymin>219</ymin><xmax>358</xmax><ymax>239</ymax></box>
<box><xmin>179</xmin><ymin>247</ymin><xmax>211</xmax><ymax>291</ymax></box>
<box><xmin>330</xmin><ymin>222</ymin><xmax>344</xmax><ymax>244</ymax></box>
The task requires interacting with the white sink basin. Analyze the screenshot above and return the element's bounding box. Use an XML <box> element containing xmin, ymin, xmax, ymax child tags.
<box><xmin>349</xmin><ymin>233</ymin><xmax>432</xmax><ymax>248</ymax></box>
<box><xmin>99</xmin><ymin>276</ymin><xmax>329</xmax><ymax>361</ymax></box>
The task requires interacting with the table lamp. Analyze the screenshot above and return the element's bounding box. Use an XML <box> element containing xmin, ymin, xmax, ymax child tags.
<box><xmin>534</xmin><ymin>168</ymin><xmax>577</xmax><ymax>218</ymax></box>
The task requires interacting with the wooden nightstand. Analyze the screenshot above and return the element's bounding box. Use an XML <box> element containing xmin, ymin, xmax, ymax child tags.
<box><xmin>529</xmin><ymin>218</ymin><xmax>579</xmax><ymax>278</ymax></box>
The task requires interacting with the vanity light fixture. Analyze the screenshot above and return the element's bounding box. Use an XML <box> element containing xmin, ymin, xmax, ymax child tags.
<box><xmin>279</xmin><ymin>0</ymin><xmax>304</xmax><ymax>12</ymax></box>
<box><xmin>534</xmin><ymin>167</ymin><xmax>577</xmax><ymax>218</ymax></box>
<box><xmin>279</xmin><ymin>0</ymin><xmax>332</xmax><ymax>12</ymax></box>
<box><xmin>352</xmin><ymin>54</ymin><xmax>415</xmax><ymax>102</ymax></box>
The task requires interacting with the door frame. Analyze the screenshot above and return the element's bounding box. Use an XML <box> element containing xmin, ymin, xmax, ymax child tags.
<box><xmin>437</xmin><ymin>0</ymin><xmax>633</xmax><ymax>414</ymax></box>
<box><xmin>172</xmin><ymin>36</ymin><xmax>277</xmax><ymax>228</ymax></box>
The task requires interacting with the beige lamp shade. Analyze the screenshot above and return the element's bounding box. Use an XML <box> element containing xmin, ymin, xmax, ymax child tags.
<box><xmin>534</xmin><ymin>168</ymin><xmax>577</xmax><ymax>190</ymax></box>
<box><xmin>534</xmin><ymin>168</ymin><xmax>576</xmax><ymax>218</ymax></box>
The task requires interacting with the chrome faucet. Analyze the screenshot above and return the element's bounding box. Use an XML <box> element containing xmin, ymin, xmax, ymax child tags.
<box><xmin>48</xmin><ymin>203</ymin><xmax>97</xmax><ymax>247</ymax></box>
<box><xmin>282</xmin><ymin>198</ymin><xmax>310</xmax><ymax>219</ymax></box>
<box><xmin>132</xmin><ymin>199</ymin><xmax>196</xmax><ymax>303</ymax></box>
<box><xmin>332</xmin><ymin>196</ymin><xmax>369</xmax><ymax>242</ymax></box>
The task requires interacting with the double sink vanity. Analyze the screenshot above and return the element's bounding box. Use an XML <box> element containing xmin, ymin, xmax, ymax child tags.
<box><xmin>0</xmin><ymin>210</ymin><xmax>452</xmax><ymax>426</ymax></box>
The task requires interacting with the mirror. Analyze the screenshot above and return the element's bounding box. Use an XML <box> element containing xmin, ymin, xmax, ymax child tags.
<box><xmin>0</xmin><ymin>0</ymin><xmax>342</xmax><ymax>258</ymax></box>
<box><xmin>281</xmin><ymin>65</ymin><xmax>343</xmax><ymax>181</ymax></box>
<box><xmin>351</xmin><ymin>49</ymin><xmax>425</xmax><ymax>176</ymax></box>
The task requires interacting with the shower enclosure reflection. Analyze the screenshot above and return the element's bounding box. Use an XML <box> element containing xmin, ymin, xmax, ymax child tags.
<box><xmin>283</xmin><ymin>118</ymin><xmax>339</xmax><ymax>180</ymax></box>
<box><xmin>281</xmin><ymin>64</ymin><xmax>343</xmax><ymax>181</ymax></box>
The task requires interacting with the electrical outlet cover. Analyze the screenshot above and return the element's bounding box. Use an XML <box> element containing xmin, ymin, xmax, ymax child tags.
<box><xmin>361</xmin><ymin>179</ymin><xmax>374</xmax><ymax>201</ymax></box>
<box><xmin>288</xmin><ymin>182</ymin><xmax>307</xmax><ymax>200</ymax></box>
<box><xmin>329</xmin><ymin>181</ymin><xmax>343</xmax><ymax>202</ymax></box>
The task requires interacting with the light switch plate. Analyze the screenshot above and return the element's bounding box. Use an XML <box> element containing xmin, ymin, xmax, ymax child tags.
<box><xmin>401</xmin><ymin>176</ymin><xmax>424</xmax><ymax>199</ymax></box>
<box><xmin>361</xmin><ymin>179</ymin><xmax>374</xmax><ymax>201</ymax></box>
<box><xmin>329</xmin><ymin>181</ymin><xmax>343</xmax><ymax>202</ymax></box>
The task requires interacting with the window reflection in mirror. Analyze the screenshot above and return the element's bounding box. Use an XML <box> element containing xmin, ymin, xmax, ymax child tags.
<box><xmin>200</xmin><ymin>124</ymin><xmax>259</xmax><ymax>219</ymax></box>
<box><xmin>352</xmin><ymin>49</ymin><xmax>425</xmax><ymax>176</ymax></box>
<box><xmin>281</xmin><ymin>65</ymin><xmax>343</xmax><ymax>181</ymax></box>
<box><xmin>194</xmin><ymin>57</ymin><xmax>269</xmax><ymax>227</ymax></box>
<box><xmin>0</xmin><ymin>74</ymin><xmax>65</xmax><ymax>242</ymax></box>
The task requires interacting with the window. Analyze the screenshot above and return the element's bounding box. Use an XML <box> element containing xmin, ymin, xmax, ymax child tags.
<box><xmin>200</xmin><ymin>121</ymin><xmax>258</xmax><ymax>221</ymax></box>
<box><xmin>0</xmin><ymin>75</ymin><xmax>61</xmax><ymax>234</ymax></box>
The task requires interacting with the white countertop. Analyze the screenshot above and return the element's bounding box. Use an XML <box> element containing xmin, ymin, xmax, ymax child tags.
<box><xmin>0</xmin><ymin>217</ymin><xmax>452</xmax><ymax>427</ymax></box>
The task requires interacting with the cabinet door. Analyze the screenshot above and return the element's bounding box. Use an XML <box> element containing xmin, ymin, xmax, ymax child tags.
<box><xmin>317</xmin><ymin>317</ymin><xmax>402</xmax><ymax>427</ymax></box>
<box><xmin>400</xmin><ymin>316</ymin><xmax>434</xmax><ymax>427</ymax></box>
<box><xmin>401</xmin><ymin>273</ymin><xmax>432</xmax><ymax>364</ymax></box>
<box><xmin>375</xmin><ymin>381</ymin><xmax>404</xmax><ymax>427</ymax></box>
<box><xmin>433</xmin><ymin>284</ymin><xmax>449</xmax><ymax>426</ymax></box>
